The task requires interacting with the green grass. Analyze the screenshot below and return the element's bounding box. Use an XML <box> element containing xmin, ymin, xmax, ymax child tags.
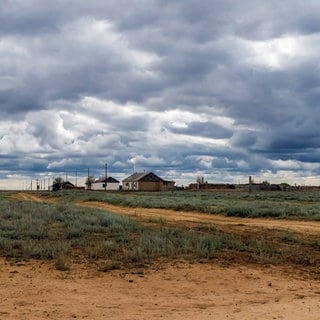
<box><xmin>0</xmin><ymin>198</ymin><xmax>142</xmax><ymax>262</ymax></box>
<box><xmin>42</xmin><ymin>189</ymin><xmax>320</xmax><ymax>220</ymax></box>
<box><xmin>0</xmin><ymin>195</ymin><xmax>318</xmax><ymax>276</ymax></box>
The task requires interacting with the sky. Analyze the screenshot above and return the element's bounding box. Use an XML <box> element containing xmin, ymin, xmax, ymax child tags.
<box><xmin>1</xmin><ymin>0</ymin><xmax>320</xmax><ymax>189</ymax></box>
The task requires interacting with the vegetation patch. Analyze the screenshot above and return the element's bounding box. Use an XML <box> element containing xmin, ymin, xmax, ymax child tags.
<box><xmin>0</xmin><ymin>193</ymin><xmax>319</xmax><ymax>278</ymax></box>
<box><xmin>43</xmin><ymin>190</ymin><xmax>320</xmax><ymax>221</ymax></box>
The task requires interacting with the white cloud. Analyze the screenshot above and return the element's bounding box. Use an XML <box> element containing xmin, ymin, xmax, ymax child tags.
<box><xmin>129</xmin><ymin>155</ymin><xmax>165</xmax><ymax>166</ymax></box>
<box><xmin>269</xmin><ymin>159</ymin><xmax>301</xmax><ymax>170</ymax></box>
<box><xmin>26</xmin><ymin>110</ymin><xmax>75</xmax><ymax>149</ymax></box>
<box><xmin>0</xmin><ymin>120</ymin><xmax>39</xmax><ymax>153</ymax></box>
<box><xmin>243</xmin><ymin>33</ymin><xmax>320</xmax><ymax>70</ymax></box>
<box><xmin>61</xmin><ymin>17</ymin><xmax>160</xmax><ymax>74</ymax></box>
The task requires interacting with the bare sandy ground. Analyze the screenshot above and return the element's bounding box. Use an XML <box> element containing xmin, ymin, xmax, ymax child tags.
<box><xmin>2</xmin><ymin>192</ymin><xmax>319</xmax><ymax>319</ymax></box>
<box><xmin>1</xmin><ymin>258</ymin><xmax>319</xmax><ymax>320</ymax></box>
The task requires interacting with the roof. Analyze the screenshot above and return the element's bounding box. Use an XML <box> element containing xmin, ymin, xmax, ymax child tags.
<box><xmin>94</xmin><ymin>176</ymin><xmax>120</xmax><ymax>183</ymax></box>
<box><xmin>63</xmin><ymin>181</ymin><xmax>75</xmax><ymax>187</ymax></box>
<box><xmin>122</xmin><ymin>172</ymin><xmax>163</xmax><ymax>183</ymax></box>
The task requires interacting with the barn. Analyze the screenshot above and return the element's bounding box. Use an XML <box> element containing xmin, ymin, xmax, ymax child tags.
<box><xmin>122</xmin><ymin>172</ymin><xmax>174</xmax><ymax>191</ymax></box>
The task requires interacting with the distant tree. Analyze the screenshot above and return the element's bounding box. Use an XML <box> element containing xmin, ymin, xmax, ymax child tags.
<box><xmin>262</xmin><ymin>180</ymin><xmax>270</xmax><ymax>186</ymax></box>
<box><xmin>196</xmin><ymin>176</ymin><xmax>205</xmax><ymax>184</ymax></box>
<box><xmin>85</xmin><ymin>176</ymin><xmax>95</xmax><ymax>190</ymax></box>
<box><xmin>52</xmin><ymin>177</ymin><xmax>64</xmax><ymax>191</ymax></box>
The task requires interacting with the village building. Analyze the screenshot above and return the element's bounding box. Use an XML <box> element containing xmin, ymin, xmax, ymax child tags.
<box><xmin>91</xmin><ymin>176</ymin><xmax>120</xmax><ymax>191</ymax></box>
<box><xmin>122</xmin><ymin>172</ymin><xmax>175</xmax><ymax>191</ymax></box>
<box><xmin>51</xmin><ymin>180</ymin><xmax>75</xmax><ymax>191</ymax></box>
<box><xmin>188</xmin><ymin>183</ymin><xmax>235</xmax><ymax>190</ymax></box>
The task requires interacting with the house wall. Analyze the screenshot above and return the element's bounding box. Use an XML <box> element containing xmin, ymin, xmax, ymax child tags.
<box><xmin>139</xmin><ymin>181</ymin><xmax>163</xmax><ymax>191</ymax></box>
<box><xmin>122</xmin><ymin>181</ymin><xmax>163</xmax><ymax>191</ymax></box>
<box><xmin>91</xmin><ymin>182</ymin><xmax>119</xmax><ymax>191</ymax></box>
<box><xmin>162</xmin><ymin>181</ymin><xmax>176</xmax><ymax>191</ymax></box>
<box><xmin>122</xmin><ymin>181</ymin><xmax>138</xmax><ymax>191</ymax></box>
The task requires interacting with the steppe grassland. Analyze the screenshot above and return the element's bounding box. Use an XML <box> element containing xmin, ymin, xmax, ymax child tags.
<box><xmin>0</xmin><ymin>191</ymin><xmax>319</xmax><ymax>276</ymax></box>
<box><xmin>45</xmin><ymin>189</ymin><xmax>320</xmax><ymax>220</ymax></box>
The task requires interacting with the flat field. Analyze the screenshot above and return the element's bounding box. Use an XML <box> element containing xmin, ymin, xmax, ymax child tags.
<box><xmin>0</xmin><ymin>190</ymin><xmax>319</xmax><ymax>319</ymax></box>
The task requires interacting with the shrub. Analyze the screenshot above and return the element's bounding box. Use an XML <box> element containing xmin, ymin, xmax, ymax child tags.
<box><xmin>226</xmin><ymin>207</ymin><xmax>253</xmax><ymax>217</ymax></box>
<box><xmin>55</xmin><ymin>256</ymin><xmax>70</xmax><ymax>271</ymax></box>
<box><xmin>98</xmin><ymin>261</ymin><xmax>121</xmax><ymax>272</ymax></box>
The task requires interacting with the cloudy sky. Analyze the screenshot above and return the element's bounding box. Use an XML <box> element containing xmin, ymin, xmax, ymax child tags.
<box><xmin>1</xmin><ymin>0</ymin><xmax>320</xmax><ymax>188</ymax></box>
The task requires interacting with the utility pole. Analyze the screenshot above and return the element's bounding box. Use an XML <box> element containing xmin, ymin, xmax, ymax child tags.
<box><xmin>105</xmin><ymin>163</ymin><xmax>107</xmax><ymax>191</ymax></box>
<box><xmin>87</xmin><ymin>168</ymin><xmax>90</xmax><ymax>190</ymax></box>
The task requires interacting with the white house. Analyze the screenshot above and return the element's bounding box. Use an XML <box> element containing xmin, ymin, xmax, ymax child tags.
<box><xmin>91</xmin><ymin>176</ymin><xmax>120</xmax><ymax>191</ymax></box>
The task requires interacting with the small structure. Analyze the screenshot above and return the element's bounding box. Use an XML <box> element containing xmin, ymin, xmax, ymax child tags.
<box><xmin>91</xmin><ymin>176</ymin><xmax>120</xmax><ymax>191</ymax></box>
<box><xmin>51</xmin><ymin>179</ymin><xmax>75</xmax><ymax>191</ymax></box>
<box><xmin>235</xmin><ymin>183</ymin><xmax>282</xmax><ymax>192</ymax></box>
<box><xmin>122</xmin><ymin>172</ymin><xmax>175</xmax><ymax>191</ymax></box>
<box><xmin>62</xmin><ymin>181</ymin><xmax>75</xmax><ymax>189</ymax></box>
<box><xmin>162</xmin><ymin>179</ymin><xmax>176</xmax><ymax>191</ymax></box>
<box><xmin>188</xmin><ymin>183</ymin><xmax>235</xmax><ymax>190</ymax></box>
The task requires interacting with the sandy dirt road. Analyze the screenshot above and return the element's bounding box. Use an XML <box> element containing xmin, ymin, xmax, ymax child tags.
<box><xmin>12</xmin><ymin>193</ymin><xmax>44</xmax><ymax>203</ymax></box>
<box><xmin>0</xmin><ymin>258</ymin><xmax>319</xmax><ymax>320</ymax></box>
<box><xmin>78</xmin><ymin>200</ymin><xmax>320</xmax><ymax>235</ymax></box>
<box><xmin>2</xmin><ymin>192</ymin><xmax>319</xmax><ymax>319</ymax></box>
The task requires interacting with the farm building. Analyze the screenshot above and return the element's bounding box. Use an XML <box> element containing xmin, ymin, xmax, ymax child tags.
<box><xmin>188</xmin><ymin>183</ymin><xmax>235</xmax><ymax>190</ymax></box>
<box><xmin>51</xmin><ymin>180</ymin><xmax>75</xmax><ymax>191</ymax></box>
<box><xmin>91</xmin><ymin>176</ymin><xmax>120</xmax><ymax>191</ymax></box>
<box><xmin>122</xmin><ymin>172</ymin><xmax>175</xmax><ymax>191</ymax></box>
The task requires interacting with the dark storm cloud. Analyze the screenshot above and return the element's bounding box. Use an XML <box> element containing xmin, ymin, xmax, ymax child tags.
<box><xmin>0</xmin><ymin>2</ymin><xmax>161</xmax><ymax>115</ymax></box>
<box><xmin>1</xmin><ymin>0</ymin><xmax>320</xmax><ymax>186</ymax></box>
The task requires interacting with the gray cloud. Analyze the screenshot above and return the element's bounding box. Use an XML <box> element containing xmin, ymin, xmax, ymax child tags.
<box><xmin>167</xmin><ymin>121</ymin><xmax>233</xmax><ymax>139</ymax></box>
<box><xmin>1</xmin><ymin>0</ymin><xmax>320</xmax><ymax>186</ymax></box>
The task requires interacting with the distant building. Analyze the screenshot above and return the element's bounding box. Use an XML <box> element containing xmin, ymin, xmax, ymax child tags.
<box><xmin>188</xmin><ymin>183</ymin><xmax>235</xmax><ymax>190</ymax></box>
<box><xmin>235</xmin><ymin>183</ymin><xmax>281</xmax><ymax>192</ymax></box>
<box><xmin>122</xmin><ymin>172</ymin><xmax>175</xmax><ymax>191</ymax></box>
<box><xmin>51</xmin><ymin>180</ymin><xmax>75</xmax><ymax>191</ymax></box>
<box><xmin>62</xmin><ymin>181</ymin><xmax>75</xmax><ymax>189</ymax></box>
<box><xmin>91</xmin><ymin>177</ymin><xmax>120</xmax><ymax>191</ymax></box>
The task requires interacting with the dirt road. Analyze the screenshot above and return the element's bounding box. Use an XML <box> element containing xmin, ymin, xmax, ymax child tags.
<box><xmin>78</xmin><ymin>200</ymin><xmax>320</xmax><ymax>235</ymax></box>
<box><xmin>12</xmin><ymin>192</ymin><xmax>44</xmax><ymax>203</ymax></box>
<box><xmin>1</xmin><ymin>258</ymin><xmax>319</xmax><ymax>320</ymax></box>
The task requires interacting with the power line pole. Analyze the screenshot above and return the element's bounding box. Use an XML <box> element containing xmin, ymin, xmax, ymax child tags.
<box><xmin>87</xmin><ymin>168</ymin><xmax>90</xmax><ymax>190</ymax></box>
<box><xmin>105</xmin><ymin>163</ymin><xmax>107</xmax><ymax>191</ymax></box>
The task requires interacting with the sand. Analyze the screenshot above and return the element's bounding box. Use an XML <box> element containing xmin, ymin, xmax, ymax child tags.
<box><xmin>1</xmin><ymin>258</ymin><xmax>319</xmax><ymax>320</ymax></box>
